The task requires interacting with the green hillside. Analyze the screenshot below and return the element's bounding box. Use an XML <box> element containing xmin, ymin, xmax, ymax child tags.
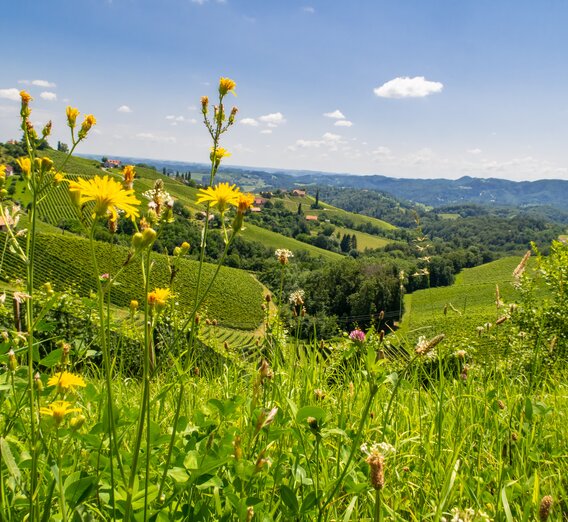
<box><xmin>0</xmin><ymin>232</ymin><xmax>265</xmax><ymax>330</ymax></box>
<box><xmin>399</xmin><ymin>256</ymin><xmax>524</xmax><ymax>342</ymax></box>
<box><xmin>240</xmin><ymin>223</ymin><xmax>342</xmax><ymax>260</ymax></box>
<box><xmin>276</xmin><ymin>194</ymin><xmax>396</xmax><ymax>231</ymax></box>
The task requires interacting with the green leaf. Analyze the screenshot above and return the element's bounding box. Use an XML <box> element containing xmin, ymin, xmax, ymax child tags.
<box><xmin>525</xmin><ymin>398</ymin><xmax>533</xmax><ymax>422</ymax></box>
<box><xmin>279</xmin><ymin>485</ymin><xmax>299</xmax><ymax>514</ymax></box>
<box><xmin>0</xmin><ymin>437</ymin><xmax>20</xmax><ymax>483</ymax></box>
<box><xmin>64</xmin><ymin>474</ymin><xmax>96</xmax><ymax>506</ymax></box>
<box><xmin>300</xmin><ymin>491</ymin><xmax>318</xmax><ymax>514</ymax></box>
<box><xmin>501</xmin><ymin>484</ymin><xmax>515</xmax><ymax>522</ymax></box>
<box><xmin>296</xmin><ymin>406</ymin><xmax>326</xmax><ymax>425</ymax></box>
<box><xmin>342</xmin><ymin>496</ymin><xmax>358</xmax><ymax>522</ymax></box>
<box><xmin>39</xmin><ymin>349</ymin><xmax>63</xmax><ymax>368</ymax></box>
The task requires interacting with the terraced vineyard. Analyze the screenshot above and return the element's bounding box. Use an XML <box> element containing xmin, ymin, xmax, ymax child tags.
<box><xmin>0</xmin><ymin>233</ymin><xmax>265</xmax><ymax>330</ymax></box>
<box><xmin>399</xmin><ymin>256</ymin><xmax>525</xmax><ymax>343</ymax></box>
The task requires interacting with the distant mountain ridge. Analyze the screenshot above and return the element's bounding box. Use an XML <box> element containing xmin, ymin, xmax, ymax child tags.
<box><xmin>78</xmin><ymin>154</ymin><xmax>568</xmax><ymax>211</ymax></box>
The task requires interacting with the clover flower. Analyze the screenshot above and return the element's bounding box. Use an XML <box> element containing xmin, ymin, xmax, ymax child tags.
<box><xmin>349</xmin><ymin>329</ymin><xmax>366</xmax><ymax>343</ymax></box>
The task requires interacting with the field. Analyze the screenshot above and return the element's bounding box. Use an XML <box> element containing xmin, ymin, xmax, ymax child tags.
<box><xmin>333</xmin><ymin>226</ymin><xmax>394</xmax><ymax>251</ymax></box>
<box><xmin>0</xmin><ymin>232</ymin><xmax>265</xmax><ymax>330</ymax></box>
<box><xmin>241</xmin><ymin>223</ymin><xmax>343</xmax><ymax>261</ymax></box>
<box><xmin>400</xmin><ymin>256</ymin><xmax>523</xmax><ymax>342</ymax></box>
<box><xmin>275</xmin><ymin>195</ymin><xmax>396</xmax><ymax>231</ymax></box>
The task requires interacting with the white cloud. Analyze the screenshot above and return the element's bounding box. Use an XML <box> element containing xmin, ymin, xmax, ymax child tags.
<box><xmin>302</xmin><ymin>6</ymin><xmax>315</xmax><ymax>13</ymax></box>
<box><xmin>322</xmin><ymin>132</ymin><xmax>341</xmax><ymax>142</ymax></box>
<box><xmin>240</xmin><ymin>117</ymin><xmax>259</xmax><ymax>127</ymax></box>
<box><xmin>467</xmin><ymin>148</ymin><xmax>482</xmax><ymax>155</ymax></box>
<box><xmin>118</xmin><ymin>105</ymin><xmax>132</xmax><ymax>113</ymax></box>
<box><xmin>135</xmin><ymin>132</ymin><xmax>176</xmax><ymax>144</ymax></box>
<box><xmin>323</xmin><ymin>109</ymin><xmax>345</xmax><ymax>119</ymax></box>
<box><xmin>374</xmin><ymin>76</ymin><xmax>443</xmax><ymax>98</ymax></box>
<box><xmin>291</xmin><ymin>132</ymin><xmax>344</xmax><ymax>151</ymax></box>
<box><xmin>40</xmin><ymin>91</ymin><xmax>57</xmax><ymax>101</ymax></box>
<box><xmin>334</xmin><ymin>120</ymin><xmax>353</xmax><ymax>127</ymax></box>
<box><xmin>372</xmin><ymin>146</ymin><xmax>393</xmax><ymax>157</ymax></box>
<box><xmin>0</xmin><ymin>88</ymin><xmax>20</xmax><ymax>101</ymax></box>
<box><xmin>260</xmin><ymin>129</ymin><xmax>272</xmax><ymax>134</ymax></box>
<box><xmin>258</xmin><ymin>112</ymin><xmax>286</xmax><ymax>126</ymax></box>
<box><xmin>32</xmin><ymin>80</ymin><xmax>56</xmax><ymax>88</ymax></box>
<box><xmin>166</xmin><ymin>115</ymin><xmax>185</xmax><ymax>121</ymax></box>
<box><xmin>187</xmin><ymin>105</ymin><xmax>197</xmax><ymax>111</ymax></box>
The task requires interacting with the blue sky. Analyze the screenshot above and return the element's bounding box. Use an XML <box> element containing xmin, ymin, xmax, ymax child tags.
<box><xmin>1</xmin><ymin>0</ymin><xmax>568</xmax><ymax>180</ymax></box>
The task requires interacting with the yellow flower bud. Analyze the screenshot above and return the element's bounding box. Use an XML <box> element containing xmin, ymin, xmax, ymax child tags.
<box><xmin>78</xmin><ymin>114</ymin><xmax>96</xmax><ymax>140</ymax></box>
<box><xmin>219</xmin><ymin>77</ymin><xmax>236</xmax><ymax>96</ymax></box>
<box><xmin>201</xmin><ymin>96</ymin><xmax>209</xmax><ymax>114</ymax></box>
<box><xmin>16</xmin><ymin>157</ymin><xmax>31</xmax><ymax>177</ymax></box>
<box><xmin>132</xmin><ymin>232</ymin><xmax>144</xmax><ymax>250</ymax></box>
<box><xmin>141</xmin><ymin>227</ymin><xmax>157</xmax><ymax>248</ymax></box>
<box><xmin>66</xmin><ymin>106</ymin><xmax>80</xmax><ymax>128</ymax></box>
<box><xmin>20</xmin><ymin>91</ymin><xmax>32</xmax><ymax>106</ymax></box>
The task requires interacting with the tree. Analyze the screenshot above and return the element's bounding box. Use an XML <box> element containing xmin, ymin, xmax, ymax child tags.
<box><xmin>340</xmin><ymin>233</ymin><xmax>352</xmax><ymax>253</ymax></box>
<box><xmin>57</xmin><ymin>141</ymin><xmax>69</xmax><ymax>153</ymax></box>
<box><xmin>351</xmin><ymin>234</ymin><xmax>358</xmax><ymax>250</ymax></box>
<box><xmin>297</xmin><ymin>203</ymin><xmax>303</xmax><ymax>215</ymax></box>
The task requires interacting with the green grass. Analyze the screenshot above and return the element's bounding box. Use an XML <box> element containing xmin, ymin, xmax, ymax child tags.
<box><xmin>333</xmin><ymin>226</ymin><xmax>394</xmax><ymax>251</ymax></box>
<box><xmin>0</xmin><ymin>232</ymin><xmax>265</xmax><ymax>329</ymax></box>
<box><xmin>399</xmin><ymin>256</ymin><xmax>524</xmax><ymax>341</ymax></box>
<box><xmin>276</xmin><ymin>195</ymin><xmax>397</xmax><ymax>231</ymax></box>
<box><xmin>438</xmin><ymin>213</ymin><xmax>461</xmax><ymax>220</ymax></box>
<box><xmin>240</xmin><ymin>223</ymin><xmax>343</xmax><ymax>261</ymax></box>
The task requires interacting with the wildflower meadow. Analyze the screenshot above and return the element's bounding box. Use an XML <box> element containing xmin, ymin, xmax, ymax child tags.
<box><xmin>0</xmin><ymin>79</ymin><xmax>567</xmax><ymax>522</ymax></box>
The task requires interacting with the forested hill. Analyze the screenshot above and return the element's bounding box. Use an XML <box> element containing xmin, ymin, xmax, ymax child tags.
<box><xmin>289</xmin><ymin>174</ymin><xmax>568</xmax><ymax>211</ymax></box>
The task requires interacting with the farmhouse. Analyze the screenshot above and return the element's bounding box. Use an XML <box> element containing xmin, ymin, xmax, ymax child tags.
<box><xmin>305</xmin><ymin>215</ymin><xmax>318</xmax><ymax>222</ymax></box>
<box><xmin>292</xmin><ymin>189</ymin><xmax>306</xmax><ymax>197</ymax></box>
<box><xmin>103</xmin><ymin>159</ymin><xmax>121</xmax><ymax>168</ymax></box>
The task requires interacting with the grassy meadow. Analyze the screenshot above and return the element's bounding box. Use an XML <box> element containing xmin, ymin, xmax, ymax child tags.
<box><xmin>0</xmin><ymin>83</ymin><xmax>566</xmax><ymax>522</ymax></box>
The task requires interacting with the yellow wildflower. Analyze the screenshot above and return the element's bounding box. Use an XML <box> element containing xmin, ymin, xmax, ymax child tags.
<box><xmin>40</xmin><ymin>400</ymin><xmax>80</xmax><ymax>425</ymax></box>
<box><xmin>20</xmin><ymin>91</ymin><xmax>32</xmax><ymax>105</ymax></box>
<box><xmin>0</xmin><ymin>165</ymin><xmax>5</xmax><ymax>177</ymax></box>
<box><xmin>78</xmin><ymin>114</ymin><xmax>97</xmax><ymax>140</ymax></box>
<box><xmin>47</xmin><ymin>371</ymin><xmax>87</xmax><ymax>392</ymax></box>
<box><xmin>122</xmin><ymin>165</ymin><xmax>135</xmax><ymax>183</ymax></box>
<box><xmin>67</xmin><ymin>175</ymin><xmax>140</xmax><ymax>222</ymax></box>
<box><xmin>147</xmin><ymin>288</ymin><xmax>172</xmax><ymax>310</ymax></box>
<box><xmin>16</xmin><ymin>157</ymin><xmax>31</xmax><ymax>176</ymax></box>
<box><xmin>210</xmin><ymin>147</ymin><xmax>231</xmax><ymax>165</ymax></box>
<box><xmin>66</xmin><ymin>106</ymin><xmax>80</xmax><ymax>128</ymax></box>
<box><xmin>219</xmin><ymin>77</ymin><xmax>236</xmax><ymax>96</ymax></box>
<box><xmin>197</xmin><ymin>182</ymin><xmax>240</xmax><ymax>213</ymax></box>
<box><xmin>236</xmin><ymin>193</ymin><xmax>254</xmax><ymax>214</ymax></box>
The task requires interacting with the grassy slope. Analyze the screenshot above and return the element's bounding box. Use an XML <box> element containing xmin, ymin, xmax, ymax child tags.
<box><xmin>240</xmin><ymin>223</ymin><xmax>342</xmax><ymax>261</ymax></box>
<box><xmin>277</xmin><ymin>194</ymin><xmax>396</xmax><ymax>230</ymax></box>
<box><xmin>0</xmin><ymin>232</ymin><xmax>264</xmax><ymax>330</ymax></box>
<box><xmin>332</xmin><ymin>225</ymin><xmax>392</xmax><ymax>251</ymax></box>
<box><xmin>399</xmin><ymin>256</ymin><xmax>524</xmax><ymax>342</ymax></box>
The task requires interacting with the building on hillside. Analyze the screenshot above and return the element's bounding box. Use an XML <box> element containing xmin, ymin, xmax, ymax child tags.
<box><xmin>4</xmin><ymin>165</ymin><xmax>14</xmax><ymax>177</ymax></box>
<box><xmin>305</xmin><ymin>215</ymin><xmax>318</xmax><ymax>222</ymax></box>
<box><xmin>103</xmin><ymin>159</ymin><xmax>121</xmax><ymax>168</ymax></box>
<box><xmin>6</xmin><ymin>139</ymin><xmax>18</xmax><ymax>145</ymax></box>
<box><xmin>254</xmin><ymin>197</ymin><xmax>267</xmax><ymax>206</ymax></box>
<box><xmin>250</xmin><ymin>207</ymin><xmax>262</xmax><ymax>213</ymax></box>
<box><xmin>196</xmin><ymin>211</ymin><xmax>215</xmax><ymax>221</ymax></box>
<box><xmin>292</xmin><ymin>189</ymin><xmax>306</xmax><ymax>197</ymax></box>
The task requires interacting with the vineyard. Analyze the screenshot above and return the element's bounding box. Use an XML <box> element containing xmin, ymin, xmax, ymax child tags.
<box><xmin>0</xmin><ymin>232</ymin><xmax>265</xmax><ymax>330</ymax></box>
<box><xmin>400</xmin><ymin>256</ymin><xmax>524</xmax><ymax>343</ymax></box>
